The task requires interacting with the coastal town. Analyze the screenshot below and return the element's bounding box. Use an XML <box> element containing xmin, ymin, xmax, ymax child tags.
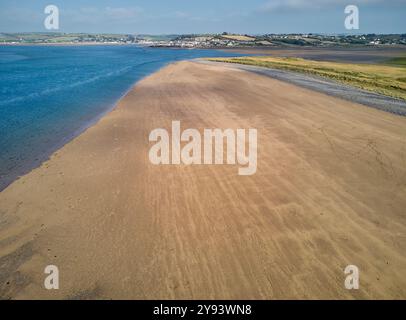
<box><xmin>1</xmin><ymin>32</ymin><xmax>405</xmax><ymax>47</ymax></box>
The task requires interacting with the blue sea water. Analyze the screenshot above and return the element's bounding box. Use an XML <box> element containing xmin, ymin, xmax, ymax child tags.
<box><xmin>0</xmin><ymin>45</ymin><xmax>240</xmax><ymax>190</ymax></box>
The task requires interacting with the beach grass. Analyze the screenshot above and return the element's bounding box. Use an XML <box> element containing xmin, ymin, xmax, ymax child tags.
<box><xmin>208</xmin><ymin>56</ymin><xmax>406</xmax><ymax>101</ymax></box>
<box><xmin>386</xmin><ymin>56</ymin><xmax>406</xmax><ymax>67</ymax></box>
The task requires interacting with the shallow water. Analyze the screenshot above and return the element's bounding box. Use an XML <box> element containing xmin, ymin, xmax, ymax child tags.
<box><xmin>0</xmin><ymin>45</ymin><xmax>241</xmax><ymax>190</ymax></box>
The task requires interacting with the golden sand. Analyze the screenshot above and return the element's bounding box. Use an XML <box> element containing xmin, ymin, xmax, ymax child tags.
<box><xmin>0</xmin><ymin>61</ymin><xmax>405</xmax><ymax>299</ymax></box>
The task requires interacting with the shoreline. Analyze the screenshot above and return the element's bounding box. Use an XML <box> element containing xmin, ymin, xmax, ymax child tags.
<box><xmin>0</xmin><ymin>42</ymin><xmax>136</xmax><ymax>46</ymax></box>
<box><xmin>198</xmin><ymin>59</ymin><xmax>406</xmax><ymax>115</ymax></box>
<box><xmin>0</xmin><ymin>59</ymin><xmax>172</xmax><ymax>192</ymax></box>
<box><xmin>0</xmin><ymin>61</ymin><xmax>405</xmax><ymax>299</ymax></box>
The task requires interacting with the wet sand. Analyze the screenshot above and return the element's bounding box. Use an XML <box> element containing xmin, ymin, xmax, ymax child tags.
<box><xmin>222</xmin><ymin>46</ymin><xmax>406</xmax><ymax>63</ymax></box>
<box><xmin>0</xmin><ymin>61</ymin><xmax>405</xmax><ymax>299</ymax></box>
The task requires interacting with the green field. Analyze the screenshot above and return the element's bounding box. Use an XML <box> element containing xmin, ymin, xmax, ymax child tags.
<box><xmin>208</xmin><ymin>56</ymin><xmax>406</xmax><ymax>101</ymax></box>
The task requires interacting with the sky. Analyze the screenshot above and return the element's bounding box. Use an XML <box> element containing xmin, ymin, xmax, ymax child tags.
<box><xmin>0</xmin><ymin>0</ymin><xmax>405</xmax><ymax>34</ymax></box>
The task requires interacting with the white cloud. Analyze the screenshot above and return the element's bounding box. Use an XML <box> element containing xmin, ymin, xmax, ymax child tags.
<box><xmin>259</xmin><ymin>0</ymin><xmax>402</xmax><ymax>12</ymax></box>
<box><xmin>104</xmin><ymin>7</ymin><xmax>144</xmax><ymax>20</ymax></box>
<box><xmin>63</xmin><ymin>6</ymin><xmax>144</xmax><ymax>25</ymax></box>
<box><xmin>173</xmin><ymin>11</ymin><xmax>190</xmax><ymax>18</ymax></box>
<box><xmin>148</xmin><ymin>10</ymin><xmax>218</xmax><ymax>23</ymax></box>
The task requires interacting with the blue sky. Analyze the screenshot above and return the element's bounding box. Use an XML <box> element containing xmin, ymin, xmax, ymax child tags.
<box><xmin>0</xmin><ymin>0</ymin><xmax>405</xmax><ymax>34</ymax></box>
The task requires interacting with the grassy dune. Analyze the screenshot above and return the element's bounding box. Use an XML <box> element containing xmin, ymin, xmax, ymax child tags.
<box><xmin>208</xmin><ymin>56</ymin><xmax>406</xmax><ymax>100</ymax></box>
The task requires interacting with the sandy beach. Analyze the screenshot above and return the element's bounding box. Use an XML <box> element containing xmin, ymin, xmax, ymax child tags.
<box><xmin>0</xmin><ymin>60</ymin><xmax>405</xmax><ymax>299</ymax></box>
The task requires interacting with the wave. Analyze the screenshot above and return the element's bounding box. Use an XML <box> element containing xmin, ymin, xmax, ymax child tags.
<box><xmin>0</xmin><ymin>56</ymin><xmax>172</xmax><ymax>107</ymax></box>
<box><xmin>0</xmin><ymin>53</ymin><xmax>28</xmax><ymax>63</ymax></box>
<box><xmin>0</xmin><ymin>65</ymin><xmax>135</xmax><ymax>107</ymax></box>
